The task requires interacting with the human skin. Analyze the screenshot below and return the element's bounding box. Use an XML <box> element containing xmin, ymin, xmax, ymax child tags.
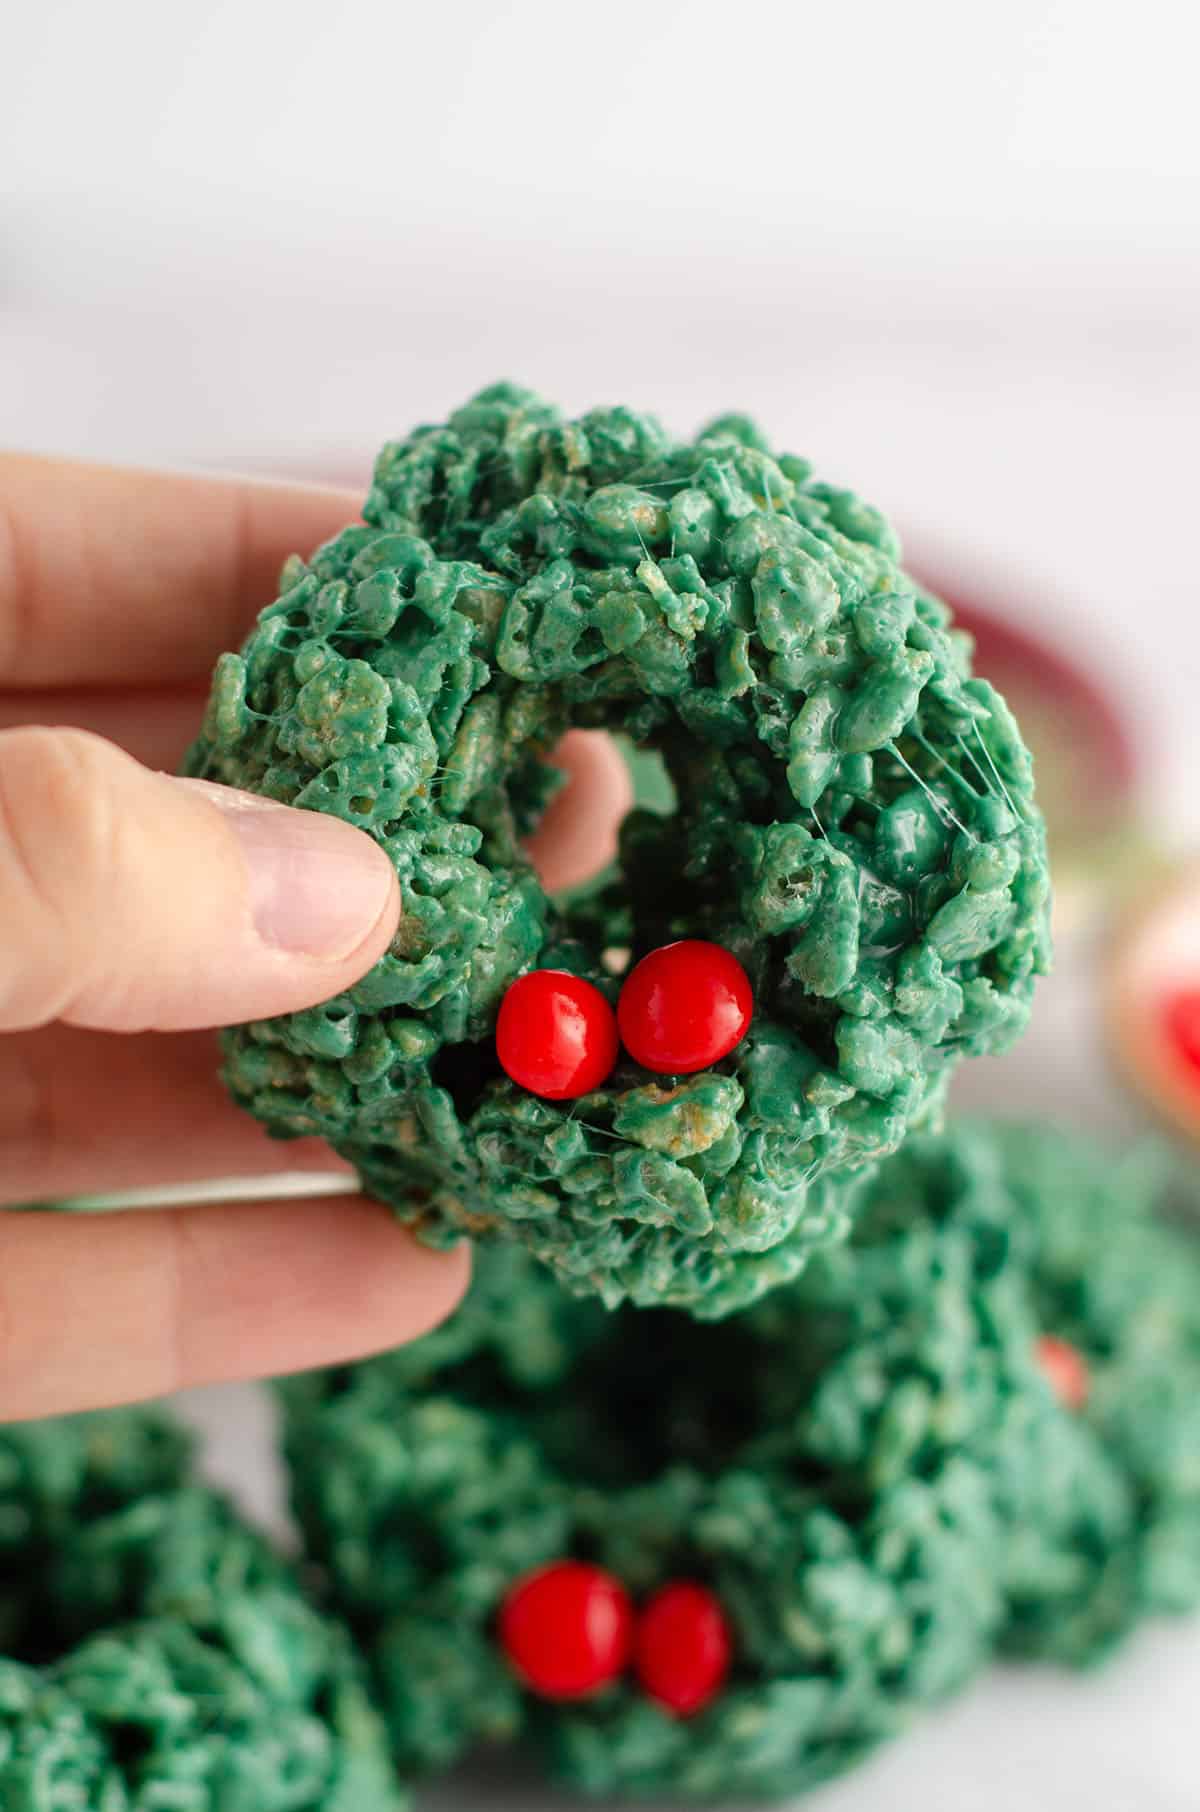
<box><xmin>0</xmin><ymin>456</ymin><xmax>631</xmax><ymax>1420</ymax></box>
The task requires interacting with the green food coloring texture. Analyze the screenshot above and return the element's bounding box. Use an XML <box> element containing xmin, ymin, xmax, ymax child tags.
<box><xmin>187</xmin><ymin>385</ymin><xmax>1051</xmax><ymax>1315</ymax></box>
<box><xmin>281</xmin><ymin>1122</ymin><xmax>1200</xmax><ymax>1803</ymax></box>
<box><xmin>0</xmin><ymin>1408</ymin><xmax>404</xmax><ymax>1810</ymax></box>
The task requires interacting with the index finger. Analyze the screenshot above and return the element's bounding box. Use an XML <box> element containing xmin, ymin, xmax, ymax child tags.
<box><xmin>0</xmin><ymin>1195</ymin><xmax>471</xmax><ymax>1421</ymax></box>
<box><xmin>0</xmin><ymin>455</ymin><xmax>360</xmax><ymax>689</ymax></box>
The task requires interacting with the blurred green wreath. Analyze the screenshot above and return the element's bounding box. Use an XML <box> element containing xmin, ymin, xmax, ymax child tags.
<box><xmin>281</xmin><ymin>1121</ymin><xmax>1200</xmax><ymax>1802</ymax></box>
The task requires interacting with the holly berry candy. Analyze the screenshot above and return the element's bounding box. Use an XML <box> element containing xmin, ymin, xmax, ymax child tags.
<box><xmin>1036</xmin><ymin>1334</ymin><xmax>1090</xmax><ymax>1411</ymax></box>
<box><xmin>496</xmin><ymin>971</ymin><xmax>619</xmax><ymax>1099</ymax></box>
<box><xmin>634</xmin><ymin>1581</ymin><xmax>732</xmax><ymax>1717</ymax></box>
<box><xmin>1163</xmin><ymin>987</ymin><xmax>1200</xmax><ymax>1084</ymax></box>
<box><xmin>617</xmin><ymin>940</ymin><xmax>753</xmax><ymax>1075</ymax></box>
<box><xmin>497</xmin><ymin>1561</ymin><xmax>633</xmax><ymax>1700</ymax></box>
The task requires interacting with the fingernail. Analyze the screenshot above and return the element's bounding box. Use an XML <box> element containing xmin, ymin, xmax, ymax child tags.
<box><xmin>184</xmin><ymin>781</ymin><xmax>397</xmax><ymax>959</ymax></box>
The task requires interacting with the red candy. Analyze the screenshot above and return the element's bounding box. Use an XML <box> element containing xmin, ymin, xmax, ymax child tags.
<box><xmin>634</xmin><ymin>1581</ymin><xmax>732</xmax><ymax>1717</ymax></box>
<box><xmin>1163</xmin><ymin>987</ymin><xmax>1200</xmax><ymax>1083</ymax></box>
<box><xmin>1036</xmin><ymin>1334</ymin><xmax>1090</xmax><ymax>1411</ymax></box>
<box><xmin>617</xmin><ymin>940</ymin><xmax>753</xmax><ymax>1075</ymax></box>
<box><xmin>498</xmin><ymin>1561</ymin><xmax>633</xmax><ymax>1700</ymax></box>
<box><xmin>496</xmin><ymin>970</ymin><xmax>618</xmax><ymax>1099</ymax></box>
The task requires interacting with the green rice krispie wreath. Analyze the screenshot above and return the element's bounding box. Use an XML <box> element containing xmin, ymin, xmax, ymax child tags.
<box><xmin>280</xmin><ymin>1121</ymin><xmax>1200</xmax><ymax>1802</ymax></box>
<box><xmin>0</xmin><ymin>1405</ymin><xmax>403</xmax><ymax>1811</ymax></box>
<box><xmin>187</xmin><ymin>384</ymin><xmax>1050</xmax><ymax>1314</ymax></box>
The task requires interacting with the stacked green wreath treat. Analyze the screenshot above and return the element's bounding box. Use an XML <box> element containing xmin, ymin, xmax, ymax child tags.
<box><xmin>184</xmin><ymin>385</ymin><xmax>1051</xmax><ymax>1315</ymax></box>
<box><xmin>281</xmin><ymin>1121</ymin><xmax>1200</xmax><ymax>1802</ymax></box>
<box><xmin>6</xmin><ymin>392</ymin><xmax>1198</xmax><ymax>1808</ymax></box>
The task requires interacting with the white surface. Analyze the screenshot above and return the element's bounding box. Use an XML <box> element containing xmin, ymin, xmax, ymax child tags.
<box><xmin>6</xmin><ymin>0</ymin><xmax>1200</xmax><ymax>262</ymax></box>
<box><xmin>7</xmin><ymin>4</ymin><xmax>1200</xmax><ymax>1801</ymax></box>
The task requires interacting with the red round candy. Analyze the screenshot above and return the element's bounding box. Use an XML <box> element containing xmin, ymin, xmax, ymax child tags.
<box><xmin>617</xmin><ymin>940</ymin><xmax>753</xmax><ymax>1074</ymax></box>
<box><xmin>1036</xmin><ymin>1334</ymin><xmax>1090</xmax><ymax>1411</ymax></box>
<box><xmin>497</xmin><ymin>1561</ymin><xmax>633</xmax><ymax>1700</ymax></box>
<box><xmin>634</xmin><ymin>1581</ymin><xmax>731</xmax><ymax>1717</ymax></box>
<box><xmin>496</xmin><ymin>970</ymin><xmax>618</xmax><ymax>1099</ymax></box>
<box><xmin>1163</xmin><ymin>987</ymin><xmax>1200</xmax><ymax>1083</ymax></box>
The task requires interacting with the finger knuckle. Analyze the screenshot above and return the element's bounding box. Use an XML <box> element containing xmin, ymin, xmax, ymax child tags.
<box><xmin>0</xmin><ymin>727</ymin><xmax>120</xmax><ymax>1024</ymax></box>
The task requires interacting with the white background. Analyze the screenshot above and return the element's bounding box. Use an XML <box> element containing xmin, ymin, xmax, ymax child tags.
<box><xmin>5</xmin><ymin>2</ymin><xmax>1200</xmax><ymax>1806</ymax></box>
<box><xmin>5</xmin><ymin>0</ymin><xmax>1200</xmax><ymax>832</ymax></box>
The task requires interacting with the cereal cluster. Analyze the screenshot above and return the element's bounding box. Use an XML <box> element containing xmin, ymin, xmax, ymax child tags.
<box><xmin>186</xmin><ymin>387</ymin><xmax>1051</xmax><ymax>1314</ymax></box>
<box><xmin>0</xmin><ymin>1409</ymin><xmax>403</xmax><ymax>1810</ymax></box>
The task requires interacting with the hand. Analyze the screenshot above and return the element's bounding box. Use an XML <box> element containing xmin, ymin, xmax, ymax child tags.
<box><xmin>0</xmin><ymin>457</ymin><xmax>631</xmax><ymax>1421</ymax></box>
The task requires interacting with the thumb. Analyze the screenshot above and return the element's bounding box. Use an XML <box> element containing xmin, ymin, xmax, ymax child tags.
<box><xmin>0</xmin><ymin>727</ymin><xmax>399</xmax><ymax>1033</ymax></box>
